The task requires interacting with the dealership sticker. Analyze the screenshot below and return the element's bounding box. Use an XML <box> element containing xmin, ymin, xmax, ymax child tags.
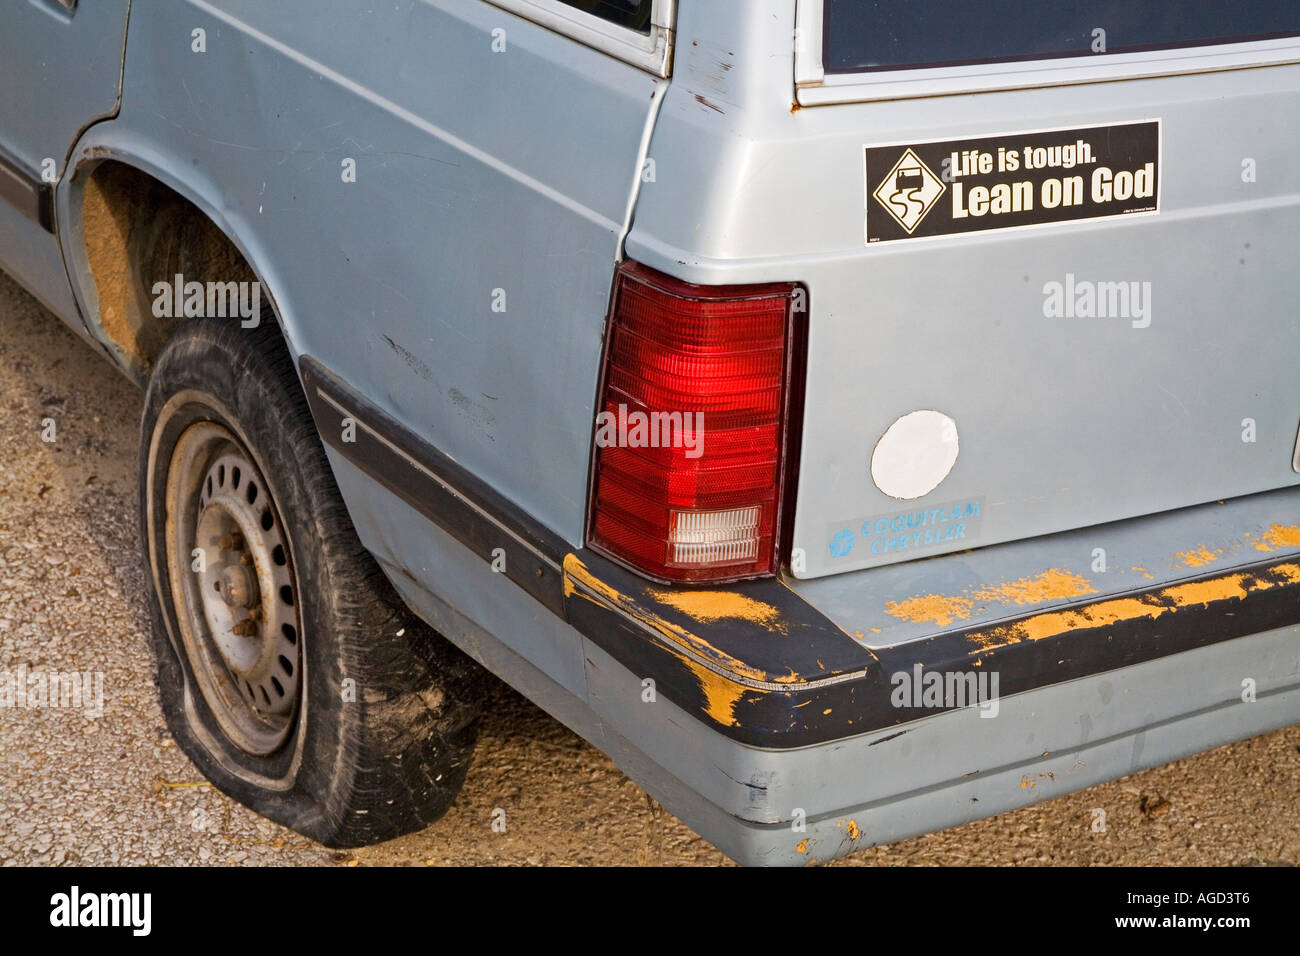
<box><xmin>826</xmin><ymin>498</ymin><xmax>985</xmax><ymax>562</ymax></box>
<box><xmin>864</xmin><ymin>120</ymin><xmax>1160</xmax><ymax>243</ymax></box>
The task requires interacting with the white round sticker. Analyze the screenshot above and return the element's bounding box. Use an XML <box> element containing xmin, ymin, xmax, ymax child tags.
<box><xmin>870</xmin><ymin>410</ymin><xmax>959</xmax><ymax>500</ymax></box>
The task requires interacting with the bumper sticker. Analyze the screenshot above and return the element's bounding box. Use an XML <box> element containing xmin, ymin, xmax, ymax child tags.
<box><xmin>864</xmin><ymin>120</ymin><xmax>1160</xmax><ymax>244</ymax></box>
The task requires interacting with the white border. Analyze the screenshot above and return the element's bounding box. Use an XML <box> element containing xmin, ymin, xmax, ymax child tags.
<box><xmin>861</xmin><ymin>118</ymin><xmax>1163</xmax><ymax>246</ymax></box>
<box><xmin>484</xmin><ymin>0</ymin><xmax>674</xmax><ymax>76</ymax></box>
<box><xmin>796</xmin><ymin>0</ymin><xmax>1300</xmax><ymax>105</ymax></box>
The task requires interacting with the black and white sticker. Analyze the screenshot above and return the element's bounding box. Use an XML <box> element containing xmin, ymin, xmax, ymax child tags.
<box><xmin>864</xmin><ymin>120</ymin><xmax>1160</xmax><ymax>244</ymax></box>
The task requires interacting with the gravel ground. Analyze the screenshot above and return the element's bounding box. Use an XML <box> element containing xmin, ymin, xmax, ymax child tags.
<box><xmin>1</xmin><ymin>268</ymin><xmax>1297</xmax><ymax>867</ymax></box>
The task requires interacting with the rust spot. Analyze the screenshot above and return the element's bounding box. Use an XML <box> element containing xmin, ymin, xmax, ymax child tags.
<box><xmin>889</xmin><ymin>546</ymin><xmax>1298</xmax><ymax>634</ymax></box>
<box><xmin>562</xmin><ymin>552</ymin><xmax>622</xmax><ymax>604</ymax></box>
<box><xmin>82</xmin><ymin>167</ymin><xmax>157</xmax><ymax>370</ymax></box>
<box><xmin>564</xmin><ymin>554</ymin><xmax>775</xmax><ymax>685</ymax></box>
<box><xmin>1017</xmin><ymin>596</ymin><xmax>1169</xmax><ymax>643</ymax></box>
<box><xmin>693</xmin><ymin>93</ymin><xmax>725</xmax><ymax>114</ymax></box>
<box><xmin>795</xmin><ymin>839</ymin><xmax>808</xmax><ymax>853</ymax></box>
<box><xmin>885</xmin><ymin>593</ymin><xmax>974</xmax><ymax>627</ymax></box>
<box><xmin>885</xmin><ymin>569</ymin><xmax>1095</xmax><ymax>627</ymax></box>
<box><xmin>846</xmin><ymin>820</ymin><xmax>860</xmax><ymax>840</ymax></box>
<box><xmin>682</xmin><ymin>658</ymin><xmax>747</xmax><ymax>727</ymax></box>
<box><xmin>80</xmin><ymin>160</ymin><xmax>256</xmax><ymax>379</ymax></box>
<box><xmin>971</xmin><ymin>569</ymin><xmax>1096</xmax><ymax>606</ymax></box>
<box><xmin>648</xmin><ymin>588</ymin><xmax>787</xmax><ymax>634</ymax></box>
<box><xmin>969</xmin><ymin>563</ymin><xmax>1298</xmax><ymax>651</ymax></box>
<box><xmin>1255</xmin><ymin>524</ymin><xmax>1300</xmax><ymax>552</ymax></box>
<box><xmin>1176</xmin><ymin>546</ymin><xmax>1218</xmax><ymax>567</ymax></box>
<box><xmin>1164</xmin><ymin>574</ymin><xmax>1250</xmax><ymax>607</ymax></box>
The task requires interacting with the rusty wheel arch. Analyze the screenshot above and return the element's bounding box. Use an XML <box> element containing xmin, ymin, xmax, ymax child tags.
<box><xmin>68</xmin><ymin>157</ymin><xmax>280</xmax><ymax>386</ymax></box>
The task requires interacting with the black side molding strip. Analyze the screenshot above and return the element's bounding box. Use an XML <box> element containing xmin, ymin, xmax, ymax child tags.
<box><xmin>0</xmin><ymin>147</ymin><xmax>54</xmax><ymax>232</ymax></box>
<box><xmin>300</xmin><ymin>357</ymin><xmax>570</xmax><ymax>616</ymax></box>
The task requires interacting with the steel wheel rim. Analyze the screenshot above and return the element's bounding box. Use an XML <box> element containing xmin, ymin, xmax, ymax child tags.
<box><xmin>165</xmin><ymin>421</ymin><xmax>302</xmax><ymax>756</ymax></box>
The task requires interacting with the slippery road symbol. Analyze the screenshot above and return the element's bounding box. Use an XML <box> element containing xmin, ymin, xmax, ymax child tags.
<box><xmin>872</xmin><ymin>149</ymin><xmax>945</xmax><ymax>234</ymax></box>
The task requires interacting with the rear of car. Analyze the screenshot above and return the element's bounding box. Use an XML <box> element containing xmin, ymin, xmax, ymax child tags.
<box><xmin>6</xmin><ymin>0</ymin><xmax>1296</xmax><ymax>867</ymax></box>
<box><xmin>556</xmin><ymin>0</ymin><xmax>1300</xmax><ymax>862</ymax></box>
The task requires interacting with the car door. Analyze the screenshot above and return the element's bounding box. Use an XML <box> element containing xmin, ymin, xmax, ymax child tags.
<box><xmin>0</xmin><ymin>0</ymin><xmax>130</xmax><ymax>323</ymax></box>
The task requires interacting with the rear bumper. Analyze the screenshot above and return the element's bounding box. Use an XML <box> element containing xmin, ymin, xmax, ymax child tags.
<box><xmin>301</xmin><ymin>355</ymin><xmax>1300</xmax><ymax>864</ymax></box>
<box><xmin>387</xmin><ymin>550</ymin><xmax>1300</xmax><ymax>865</ymax></box>
<box><xmin>560</xmin><ymin>535</ymin><xmax>1300</xmax><ymax>865</ymax></box>
<box><xmin>563</xmin><ymin>540</ymin><xmax>1300</xmax><ymax>749</ymax></box>
<box><xmin>578</xmin><ymin>620</ymin><xmax>1300</xmax><ymax>866</ymax></box>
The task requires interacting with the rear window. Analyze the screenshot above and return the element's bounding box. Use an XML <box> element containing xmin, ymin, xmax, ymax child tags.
<box><xmin>823</xmin><ymin>0</ymin><xmax>1300</xmax><ymax>74</ymax></box>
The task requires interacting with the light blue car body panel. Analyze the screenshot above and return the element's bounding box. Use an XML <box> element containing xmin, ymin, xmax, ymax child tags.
<box><xmin>1</xmin><ymin>0</ymin><xmax>1298</xmax><ymax>865</ymax></box>
<box><xmin>65</xmin><ymin>0</ymin><xmax>662</xmax><ymax>545</ymax></box>
<box><xmin>0</xmin><ymin>0</ymin><xmax>129</xmax><ymax>326</ymax></box>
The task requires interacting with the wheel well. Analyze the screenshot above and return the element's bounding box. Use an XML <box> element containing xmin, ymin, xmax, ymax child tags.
<box><xmin>79</xmin><ymin>160</ymin><xmax>260</xmax><ymax>382</ymax></box>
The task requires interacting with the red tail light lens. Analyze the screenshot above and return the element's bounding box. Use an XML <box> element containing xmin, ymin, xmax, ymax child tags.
<box><xmin>588</xmin><ymin>261</ymin><xmax>799</xmax><ymax>583</ymax></box>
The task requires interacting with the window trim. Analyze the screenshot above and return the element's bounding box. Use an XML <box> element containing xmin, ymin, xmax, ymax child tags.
<box><xmin>794</xmin><ymin>0</ymin><xmax>1300</xmax><ymax>105</ymax></box>
<box><xmin>484</xmin><ymin>0</ymin><xmax>674</xmax><ymax>76</ymax></box>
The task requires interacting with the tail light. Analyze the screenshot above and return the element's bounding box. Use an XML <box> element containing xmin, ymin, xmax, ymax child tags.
<box><xmin>587</xmin><ymin>260</ymin><xmax>800</xmax><ymax>583</ymax></box>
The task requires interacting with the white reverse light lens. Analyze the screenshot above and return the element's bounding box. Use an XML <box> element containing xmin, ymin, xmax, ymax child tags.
<box><xmin>669</xmin><ymin>506</ymin><xmax>760</xmax><ymax>566</ymax></box>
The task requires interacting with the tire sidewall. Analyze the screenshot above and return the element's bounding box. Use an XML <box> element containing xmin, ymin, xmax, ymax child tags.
<box><xmin>140</xmin><ymin>324</ymin><xmax>352</xmax><ymax>826</ymax></box>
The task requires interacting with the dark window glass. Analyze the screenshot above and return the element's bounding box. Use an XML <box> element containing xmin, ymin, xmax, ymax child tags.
<box><xmin>823</xmin><ymin>0</ymin><xmax>1300</xmax><ymax>74</ymax></box>
<box><xmin>558</xmin><ymin>0</ymin><xmax>653</xmax><ymax>34</ymax></box>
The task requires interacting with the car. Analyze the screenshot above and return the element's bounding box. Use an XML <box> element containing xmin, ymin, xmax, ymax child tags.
<box><xmin>1</xmin><ymin>0</ymin><xmax>1297</xmax><ymax>866</ymax></box>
